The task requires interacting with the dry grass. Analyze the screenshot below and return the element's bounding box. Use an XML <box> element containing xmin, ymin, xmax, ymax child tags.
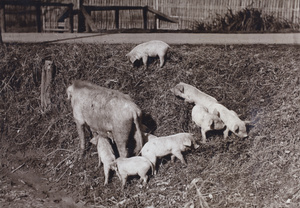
<box><xmin>193</xmin><ymin>8</ymin><xmax>300</xmax><ymax>33</ymax></box>
<box><xmin>0</xmin><ymin>43</ymin><xmax>299</xmax><ymax>207</ymax></box>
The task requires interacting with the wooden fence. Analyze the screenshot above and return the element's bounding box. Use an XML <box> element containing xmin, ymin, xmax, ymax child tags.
<box><xmin>1</xmin><ymin>0</ymin><xmax>299</xmax><ymax>32</ymax></box>
<box><xmin>86</xmin><ymin>0</ymin><xmax>300</xmax><ymax>29</ymax></box>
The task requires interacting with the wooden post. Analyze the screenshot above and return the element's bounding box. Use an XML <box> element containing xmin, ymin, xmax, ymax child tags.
<box><xmin>36</xmin><ymin>2</ymin><xmax>42</xmax><ymax>32</ymax></box>
<box><xmin>155</xmin><ymin>0</ymin><xmax>159</xmax><ymax>29</ymax></box>
<box><xmin>115</xmin><ymin>9</ymin><xmax>119</xmax><ymax>29</ymax></box>
<box><xmin>0</xmin><ymin>1</ymin><xmax>6</xmax><ymax>33</ymax></box>
<box><xmin>0</xmin><ymin>27</ymin><xmax>2</xmax><ymax>44</ymax></box>
<box><xmin>78</xmin><ymin>0</ymin><xmax>85</xmax><ymax>32</ymax></box>
<box><xmin>69</xmin><ymin>4</ymin><xmax>74</xmax><ymax>33</ymax></box>
<box><xmin>154</xmin><ymin>15</ymin><xmax>158</xmax><ymax>30</ymax></box>
<box><xmin>143</xmin><ymin>6</ymin><xmax>148</xmax><ymax>30</ymax></box>
<box><xmin>81</xmin><ymin>6</ymin><xmax>97</xmax><ymax>32</ymax></box>
<box><xmin>41</xmin><ymin>60</ymin><xmax>54</xmax><ymax>112</ymax></box>
<box><xmin>85</xmin><ymin>7</ymin><xmax>91</xmax><ymax>32</ymax></box>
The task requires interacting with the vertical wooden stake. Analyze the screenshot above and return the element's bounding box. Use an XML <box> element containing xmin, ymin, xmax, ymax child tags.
<box><xmin>36</xmin><ymin>2</ymin><xmax>42</xmax><ymax>32</ymax></box>
<box><xmin>0</xmin><ymin>27</ymin><xmax>2</xmax><ymax>44</ymax></box>
<box><xmin>0</xmin><ymin>1</ymin><xmax>6</xmax><ymax>33</ymax></box>
<box><xmin>143</xmin><ymin>6</ymin><xmax>148</xmax><ymax>30</ymax></box>
<box><xmin>154</xmin><ymin>15</ymin><xmax>158</xmax><ymax>30</ymax></box>
<box><xmin>77</xmin><ymin>0</ymin><xmax>85</xmax><ymax>32</ymax></box>
<box><xmin>41</xmin><ymin>60</ymin><xmax>54</xmax><ymax>112</ymax></box>
<box><xmin>115</xmin><ymin>9</ymin><xmax>119</xmax><ymax>29</ymax></box>
<box><xmin>69</xmin><ymin>4</ymin><xmax>74</xmax><ymax>33</ymax></box>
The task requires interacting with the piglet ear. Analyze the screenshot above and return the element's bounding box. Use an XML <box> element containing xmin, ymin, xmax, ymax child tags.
<box><xmin>234</xmin><ymin>124</ymin><xmax>239</xmax><ymax>133</ymax></box>
<box><xmin>213</xmin><ymin>109</ymin><xmax>220</xmax><ymax>117</ymax></box>
<box><xmin>90</xmin><ymin>137</ymin><xmax>98</xmax><ymax>145</ymax></box>
<box><xmin>209</xmin><ymin>119</ymin><xmax>214</xmax><ymax>129</ymax></box>
<box><xmin>176</xmin><ymin>84</ymin><xmax>184</xmax><ymax>93</ymax></box>
<box><xmin>244</xmin><ymin>120</ymin><xmax>251</xmax><ymax>125</ymax></box>
<box><xmin>183</xmin><ymin>137</ymin><xmax>192</xmax><ymax>146</ymax></box>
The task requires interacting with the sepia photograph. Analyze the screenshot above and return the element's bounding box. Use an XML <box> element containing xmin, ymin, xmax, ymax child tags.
<box><xmin>0</xmin><ymin>0</ymin><xmax>300</xmax><ymax>207</ymax></box>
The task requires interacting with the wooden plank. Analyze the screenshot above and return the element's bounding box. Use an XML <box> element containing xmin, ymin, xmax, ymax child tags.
<box><xmin>81</xmin><ymin>6</ymin><xmax>97</xmax><ymax>32</ymax></box>
<box><xmin>147</xmin><ymin>6</ymin><xmax>178</xmax><ymax>23</ymax></box>
<box><xmin>57</xmin><ymin>7</ymin><xmax>69</xmax><ymax>22</ymax></box>
<box><xmin>43</xmin><ymin>28</ymin><xmax>69</xmax><ymax>32</ymax></box>
<box><xmin>84</xmin><ymin>5</ymin><xmax>145</xmax><ymax>11</ymax></box>
<box><xmin>2</xmin><ymin>0</ymin><xmax>73</xmax><ymax>7</ymax></box>
<box><xmin>85</xmin><ymin>7</ymin><xmax>92</xmax><ymax>32</ymax></box>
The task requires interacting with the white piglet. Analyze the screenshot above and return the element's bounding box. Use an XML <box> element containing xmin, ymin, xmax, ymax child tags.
<box><xmin>170</xmin><ymin>82</ymin><xmax>218</xmax><ymax>105</ymax></box>
<box><xmin>110</xmin><ymin>156</ymin><xmax>154</xmax><ymax>188</ymax></box>
<box><xmin>192</xmin><ymin>105</ymin><xmax>225</xmax><ymax>143</ymax></box>
<box><xmin>90</xmin><ymin>135</ymin><xmax>116</xmax><ymax>185</ymax></box>
<box><xmin>126</xmin><ymin>40</ymin><xmax>170</xmax><ymax>68</ymax></box>
<box><xmin>209</xmin><ymin>103</ymin><xmax>249</xmax><ymax>139</ymax></box>
<box><xmin>171</xmin><ymin>82</ymin><xmax>249</xmax><ymax>139</ymax></box>
<box><xmin>141</xmin><ymin>133</ymin><xmax>198</xmax><ymax>173</ymax></box>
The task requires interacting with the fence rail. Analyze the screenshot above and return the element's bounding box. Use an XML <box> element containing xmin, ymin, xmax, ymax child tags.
<box><xmin>1</xmin><ymin>0</ymin><xmax>299</xmax><ymax>32</ymax></box>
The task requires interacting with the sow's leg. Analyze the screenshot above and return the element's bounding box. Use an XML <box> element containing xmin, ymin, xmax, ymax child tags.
<box><xmin>75</xmin><ymin>120</ymin><xmax>86</xmax><ymax>158</ymax></box>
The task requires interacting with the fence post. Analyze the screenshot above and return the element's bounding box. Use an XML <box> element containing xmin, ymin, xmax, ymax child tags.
<box><xmin>115</xmin><ymin>9</ymin><xmax>119</xmax><ymax>29</ymax></box>
<box><xmin>143</xmin><ymin>6</ymin><xmax>148</xmax><ymax>30</ymax></box>
<box><xmin>69</xmin><ymin>4</ymin><xmax>74</xmax><ymax>33</ymax></box>
<box><xmin>85</xmin><ymin>7</ymin><xmax>91</xmax><ymax>32</ymax></box>
<box><xmin>78</xmin><ymin>0</ymin><xmax>85</xmax><ymax>32</ymax></box>
<box><xmin>0</xmin><ymin>1</ymin><xmax>5</xmax><ymax>33</ymax></box>
<box><xmin>41</xmin><ymin>60</ymin><xmax>54</xmax><ymax>112</ymax></box>
<box><xmin>154</xmin><ymin>15</ymin><xmax>158</xmax><ymax>30</ymax></box>
<box><xmin>36</xmin><ymin>2</ymin><xmax>42</xmax><ymax>32</ymax></box>
<box><xmin>0</xmin><ymin>27</ymin><xmax>2</xmax><ymax>44</ymax></box>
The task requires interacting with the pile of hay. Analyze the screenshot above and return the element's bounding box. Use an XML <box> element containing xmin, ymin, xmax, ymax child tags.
<box><xmin>0</xmin><ymin>43</ymin><xmax>299</xmax><ymax>207</ymax></box>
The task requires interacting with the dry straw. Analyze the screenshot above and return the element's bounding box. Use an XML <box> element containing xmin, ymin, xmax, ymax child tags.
<box><xmin>0</xmin><ymin>43</ymin><xmax>299</xmax><ymax>207</ymax></box>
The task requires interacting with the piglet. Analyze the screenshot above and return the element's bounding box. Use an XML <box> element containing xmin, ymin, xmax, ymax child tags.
<box><xmin>209</xmin><ymin>103</ymin><xmax>249</xmax><ymax>139</ymax></box>
<box><xmin>126</xmin><ymin>40</ymin><xmax>170</xmax><ymax>68</ymax></box>
<box><xmin>90</xmin><ymin>135</ymin><xmax>116</xmax><ymax>185</ymax></box>
<box><xmin>191</xmin><ymin>105</ymin><xmax>225</xmax><ymax>143</ymax></box>
<box><xmin>171</xmin><ymin>82</ymin><xmax>249</xmax><ymax>139</ymax></box>
<box><xmin>170</xmin><ymin>82</ymin><xmax>218</xmax><ymax>105</ymax></box>
<box><xmin>141</xmin><ymin>133</ymin><xmax>198</xmax><ymax>174</ymax></box>
<box><xmin>110</xmin><ymin>156</ymin><xmax>154</xmax><ymax>188</ymax></box>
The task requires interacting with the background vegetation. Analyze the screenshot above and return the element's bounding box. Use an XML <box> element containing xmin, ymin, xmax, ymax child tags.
<box><xmin>193</xmin><ymin>7</ymin><xmax>300</xmax><ymax>32</ymax></box>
